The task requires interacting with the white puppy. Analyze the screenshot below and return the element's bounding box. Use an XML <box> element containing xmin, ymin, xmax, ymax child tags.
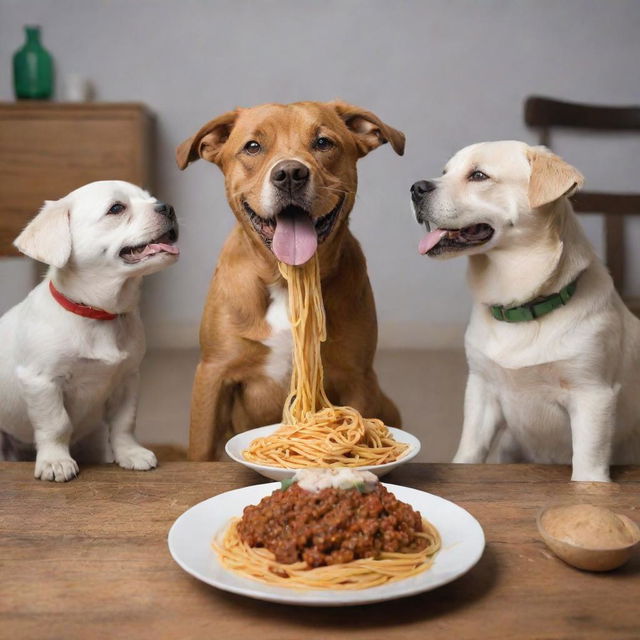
<box><xmin>411</xmin><ymin>141</ymin><xmax>640</xmax><ymax>482</ymax></box>
<box><xmin>0</xmin><ymin>180</ymin><xmax>179</xmax><ymax>481</ymax></box>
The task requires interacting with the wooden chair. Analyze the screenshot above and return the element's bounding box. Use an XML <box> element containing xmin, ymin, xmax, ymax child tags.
<box><xmin>524</xmin><ymin>96</ymin><xmax>640</xmax><ymax>316</ymax></box>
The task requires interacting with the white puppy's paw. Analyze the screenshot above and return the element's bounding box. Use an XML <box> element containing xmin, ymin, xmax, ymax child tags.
<box><xmin>571</xmin><ymin>469</ymin><xmax>611</xmax><ymax>483</ymax></box>
<box><xmin>452</xmin><ymin>451</ymin><xmax>485</xmax><ymax>464</ymax></box>
<box><xmin>114</xmin><ymin>445</ymin><xmax>157</xmax><ymax>471</ymax></box>
<box><xmin>34</xmin><ymin>456</ymin><xmax>79</xmax><ymax>482</ymax></box>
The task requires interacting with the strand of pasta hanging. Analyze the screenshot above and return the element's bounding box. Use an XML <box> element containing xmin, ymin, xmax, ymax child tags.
<box><xmin>280</xmin><ymin>254</ymin><xmax>331</xmax><ymax>423</ymax></box>
<box><xmin>243</xmin><ymin>254</ymin><xmax>408</xmax><ymax>468</ymax></box>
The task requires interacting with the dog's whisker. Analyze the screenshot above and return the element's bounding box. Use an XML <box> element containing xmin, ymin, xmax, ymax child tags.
<box><xmin>317</xmin><ymin>186</ymin><xmax>355</xmax><ymax>196</ymax></box>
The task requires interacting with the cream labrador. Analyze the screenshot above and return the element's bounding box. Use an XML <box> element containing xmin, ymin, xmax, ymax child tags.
<box><xmin>0</xmin><ymin>180</ymin><xmax>179</xmax><ymax>481</ymax></box>
<box><xmin>411</xmin><ymin>141</ymin><xmax>640</xmax><ymax>482</ymax></box>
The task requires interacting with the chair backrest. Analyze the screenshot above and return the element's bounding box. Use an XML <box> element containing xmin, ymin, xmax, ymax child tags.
<box><xmin>525</xmin><ymin>96</ymin><xmax>640</xmax><ymax>145</ymax></box>
<box><xmin>524</xmin><ymin>96</ymin><xmax>640</xmax><ymax>314</ymax></box>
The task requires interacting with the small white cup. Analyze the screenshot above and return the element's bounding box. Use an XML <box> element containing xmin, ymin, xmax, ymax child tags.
<box><xmin>64</xmin><ymin>74</ymin><xmax>93</xmax><ymax>102</ymax></box>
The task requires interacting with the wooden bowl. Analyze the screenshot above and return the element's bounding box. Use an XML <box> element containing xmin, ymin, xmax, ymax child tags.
<box><xmin>537</xmin><ymin>504</ymin><xmax>640</xmax><ymax>572</ymax></box>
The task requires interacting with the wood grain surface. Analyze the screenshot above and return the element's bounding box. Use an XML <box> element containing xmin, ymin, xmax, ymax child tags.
<box><xmin>1</xmin><ymin>462</ymin><xmax>638</xmax><ymax>640</ymax></box>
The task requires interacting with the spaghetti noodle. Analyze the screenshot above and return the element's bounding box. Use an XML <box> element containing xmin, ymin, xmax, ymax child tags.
<box><xmin>243</xmin><ymin>255</ymin><xmax>408</xmax><ymax>468</ymax></box>
<box><xmin>215</xmin><ymin>518</ymin><xmax>440</xmax><ymax>590</ymax></box>
<box><xmin>214</xmin><ymin>478</ymin><xmax>441</xmax><ymax>590</ymax></box>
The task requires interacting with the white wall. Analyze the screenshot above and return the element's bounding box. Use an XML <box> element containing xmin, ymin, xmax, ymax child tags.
<box><xmin>1</xmin><ymin>0</ymin><xmax>639</xmax><ymax>348</ymax></box>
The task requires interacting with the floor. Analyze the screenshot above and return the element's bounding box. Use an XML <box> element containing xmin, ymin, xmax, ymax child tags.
<box><xmin>137</xmin><ymin>348</ymin><xmax>468</xmax><ymax>462</ymax></box>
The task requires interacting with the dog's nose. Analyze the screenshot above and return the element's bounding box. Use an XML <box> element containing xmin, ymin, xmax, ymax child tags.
<box><xmin>155</xmin><ymin>202</ymin><xmax>176</xmax><ymax>219</ymax></box>
<box><xmin>411</xmin><ymin>180</ymin><xmax>437</xmax><ymax>203</ymax></box>
<box><xmin>270</xmin><ymin>160</ymin><xmax>310</xmax><ymax>193</ymax></box>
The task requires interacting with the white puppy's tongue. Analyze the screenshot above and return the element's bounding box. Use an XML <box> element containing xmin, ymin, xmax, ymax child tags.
<box><xmin>139</xmin><ymin>242</ymin><xmax>180</xmax><ymax>258</ymax></box>
<box><xmin>418</xmin><ymin>229</ymin><xmax>446</xmax><ymax>255</ymax></box>
<box><xmin>272</xmin><ymin>210</ymin><xmax>318</xmax><ymax>265</ymax></box>
<box><xmin>151</xmin><ymin>242</ymin><xmax>179</xmax><ymax>255</ymax></box>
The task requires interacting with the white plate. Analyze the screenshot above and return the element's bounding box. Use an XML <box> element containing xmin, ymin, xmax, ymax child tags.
<box><xmin>225</xmin><ymin>423</ymin><xmax>421</xmax><ymax>481</ymax></box>
<box><xmin>167</xmin><ymin>482</ymin><xmax>485</xmax><ymax>606</ymax></box>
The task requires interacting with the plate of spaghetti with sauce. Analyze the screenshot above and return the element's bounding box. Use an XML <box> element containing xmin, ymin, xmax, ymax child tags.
<box><xmin>167</xmin><ymin>470</ymin><xmax>485</xmax><ymax>606</ymax></box>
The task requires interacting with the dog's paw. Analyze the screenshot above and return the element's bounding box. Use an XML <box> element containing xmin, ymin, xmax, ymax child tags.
<box><xmin>34</xmin><ymin>456</ymin><xmax>79</xmax><ymax>482</ymax></box>
<box><xmin>114</xmin><ymin>445</ymin><xmax>157</xmax><ymax>471</ymax></box>
<box><xmin>452</xmin><ymin>451</ymin><xmax>484</xmax><ymax>464</ymax></box>
<box><xmin>571</xmin><ymin>470</ymin><xmax>611</xmax><ymax>483</ymax></box>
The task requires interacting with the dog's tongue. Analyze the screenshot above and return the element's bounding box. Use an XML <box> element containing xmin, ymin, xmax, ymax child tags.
<box><xmin>418</xmin><ymin>229</ymin><xmax>447</xmax><ymax>255</ymax></box>
<box><xmin>272</xmin><ymin>210</ymin><xmax>317</xmax><ymax>265</ymax></box>
<box><xmin>151</xmin><ymin>242</ymin><xmax>179</xmax><ymax>255</ymax></box>
<box><xmin>139</xmin><ymin>242</ymin><xmax>180</xmax><ymax>258</ymax></box>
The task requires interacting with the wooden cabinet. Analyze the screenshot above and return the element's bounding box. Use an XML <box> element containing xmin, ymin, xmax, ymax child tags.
<box><xmin>0</xmin><ymin>103</ymin><xmax>154</xmax><ymax>256</ymax></box>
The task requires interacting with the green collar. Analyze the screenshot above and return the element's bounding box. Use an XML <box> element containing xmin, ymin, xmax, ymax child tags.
<box><xmin>489</xmin><ymin>279</ymin><xmax>578</xmax><ymax>323</ymax></box>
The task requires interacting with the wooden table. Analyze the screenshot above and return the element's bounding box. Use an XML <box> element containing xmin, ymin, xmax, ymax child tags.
<box><xmin>1</xmin><ymin>463</ymin><xmax>638</xmax><ymax>639</ymax></box>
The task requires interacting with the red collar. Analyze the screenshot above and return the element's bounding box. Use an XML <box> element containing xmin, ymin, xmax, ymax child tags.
<box><xmin>49</xmin><ymin>280</ymin><xmax>119</xmax><ymax>321</ymax></box>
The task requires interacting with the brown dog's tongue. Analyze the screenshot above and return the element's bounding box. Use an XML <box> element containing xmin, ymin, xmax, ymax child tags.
<box><xmin>272</xmin><ymin>210</ymin><xmax>318</xmax><ymax>266</ymax></box>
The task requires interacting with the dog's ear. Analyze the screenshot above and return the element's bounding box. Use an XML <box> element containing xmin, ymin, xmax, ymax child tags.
<box><xmin>14</xmin><ymin>200</ymin><xmax>71</xmax><ymax>268</ymax></box>
<box><xmin>176</xmin><ymin>110</ymin><xmax>239</xmax><ymax>170</ymax></box>
<box><xmin>329</xmin><ymin>100</ymin><xmax>405</xmax><ymax>157</ymax></box>
<box><xmin>527</xmin><ymin>146</ymin><xmax>584</xmax><ymax>209</ymax></box>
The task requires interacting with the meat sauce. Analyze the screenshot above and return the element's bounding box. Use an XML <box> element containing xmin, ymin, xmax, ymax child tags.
<box><xmin>237</xmin><ymin>484</ymin><xmax>428</xmax><ymax>567</ymax></box>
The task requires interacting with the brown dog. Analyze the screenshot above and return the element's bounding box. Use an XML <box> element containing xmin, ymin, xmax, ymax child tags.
<box><xmin>176</xmin><ymin>101</ymin><xmax>403</xmax><ymax>460</ymax></box>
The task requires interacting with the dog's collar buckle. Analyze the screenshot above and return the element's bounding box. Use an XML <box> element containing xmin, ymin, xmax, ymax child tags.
<box><xmin>489</xmin><ymin>279</ymin><xmax>578</xmax><ymax>323</ymax></box>
<box><xmin>49</xmin><ymin>281</ymin><xmax>119</xmax><ymax>321</ymax></box>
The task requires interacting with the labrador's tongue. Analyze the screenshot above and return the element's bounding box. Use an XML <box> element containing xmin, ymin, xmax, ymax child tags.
<box><xmin>418</xmin><ymin>229</ymin><xmax>447</xmax><ymax>255</ymax></box>
<box><xmin>272</xmin><ymin>210</ymin><xmax>318</xmax><ymax>265</ymax></box>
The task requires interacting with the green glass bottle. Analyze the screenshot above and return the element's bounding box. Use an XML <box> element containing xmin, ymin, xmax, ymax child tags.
<box><xmin>13</xmin><ymin>26</ymin><xmax>54</xmax><ymax>100</ymax></box>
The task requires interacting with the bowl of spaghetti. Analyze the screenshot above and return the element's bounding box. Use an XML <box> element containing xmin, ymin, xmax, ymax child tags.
<box><xmin>167</xmin><ymin>471</ymin><xmax>485</xmax><ymax>606</ymax></box>
<box><xmin>228</xmin><ymin>254</ymin><xmax>419</xmax><ymax>480</ymax></box>
<box><xmin>226</xmin><ymin>422</ymin><xmax>421</xmax><ymax>481</ymax></box>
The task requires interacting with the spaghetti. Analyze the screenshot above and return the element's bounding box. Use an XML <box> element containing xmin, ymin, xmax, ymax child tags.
<box><xmin>243</xmin><ymin>255</ymin><xmax>408</xmax><ymax>468</ymax></box>
<box><xmin>214</xmin><ymin>479</ymin><xmax>441</xmax><ymax>590</ymax></box>
<box><xmin>215</xmin><ymin>518</ymin><xmax>440</xmax><ymax>590</ymax></box>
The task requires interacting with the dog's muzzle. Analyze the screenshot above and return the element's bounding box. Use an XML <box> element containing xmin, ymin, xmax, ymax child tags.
<box><xmin>270</xmin><ymin>160</ymin><xmax>310</xmax><ymax>195</ymax></box>
<box><xmin>411</xmin><ymin>180</ymin><xmax>437</xmax><ymax>205</ymax></box>
<box><xmin>411</xmin><ymin>180</ymin><xmax>437</xmax><ymax>223</ymax></box>
<box><xmin>119</xmin><ymin>211</ymin><xmax>179</xmax><ymax>264</ymax></box>
<box><xmin>154</xmin><ymin>202</ymin><xmax>176</xmax><ymax>220</ymax></box>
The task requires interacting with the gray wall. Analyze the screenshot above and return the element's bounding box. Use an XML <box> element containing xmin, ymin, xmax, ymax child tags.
<box><xmin>1</xmin><ymin>0</ymin><xmax>639</xmax><ymax>348</ymax></box>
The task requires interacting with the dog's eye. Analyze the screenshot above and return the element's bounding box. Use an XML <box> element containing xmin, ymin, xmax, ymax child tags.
<box><xmin>243</xmin><ymin>140</ymin><xmax>261</xmax><ymax>155</ymax></box>
<box><xmin>107</xmin><ymin>203</ymin><xmax>126</xmax><ymax>215</ymax></box>
<box><xmin>468</xmin><ymin>170</ymin><xmax>489</xmax><ymax>182</ymax></box>
<box><xmin>313</xmin><ymin>136</ymin><xmax>334</xmax><ymax>151</ymax></box>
